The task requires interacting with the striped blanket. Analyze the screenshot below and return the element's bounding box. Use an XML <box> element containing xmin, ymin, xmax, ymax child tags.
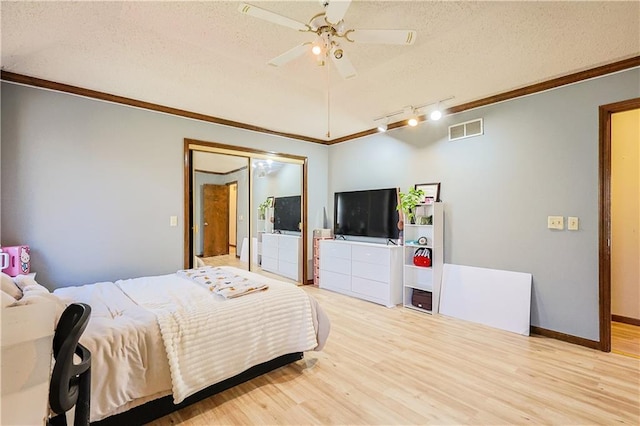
<box><xmin>177</xmin><ymin>266</ymin><xmax>268</xmax><ymax>298</ymax></box>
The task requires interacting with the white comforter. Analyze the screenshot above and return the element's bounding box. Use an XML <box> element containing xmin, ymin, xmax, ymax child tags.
<box><xmin>54</xmin><ymin>267</ymin><xmax>329</xmax><ymax>421</ymax></box>
<box><xmin>54</xmin><ymin>281</ymin><xmax>172</xmax><ymax>421</ymax></box>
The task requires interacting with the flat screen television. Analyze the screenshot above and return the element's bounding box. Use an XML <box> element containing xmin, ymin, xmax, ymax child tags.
<box><xmin>334</xmin><ymin>188</ymin><xmax>399</xmax><ymax>239</ymax></box>
<box><xmin>273</xmin><ymin>195</ymin><xmax>301</xmax><ymax>232</ymax></box>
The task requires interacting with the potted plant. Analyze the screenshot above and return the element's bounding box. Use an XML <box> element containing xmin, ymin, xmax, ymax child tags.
<box><xmin>397</xmin><ymin>187</ymin><xmax>425</xmax><ymax>224</ymax></box>
<box><xmin>258</xmin><ymin>199</ymin><xmax>270</xmax><ymax>220</ymax></box>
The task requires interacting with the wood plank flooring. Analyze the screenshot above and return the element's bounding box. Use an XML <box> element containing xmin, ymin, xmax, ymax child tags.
<box><xmin>150</xmin><ymin>287</ymin><xmax>640</xmax><ymax>425</ymax></box>
<box><xmin>613</xmin><ymin>321</ymin><xmax>640</xmax><ymax>358</ymax></box>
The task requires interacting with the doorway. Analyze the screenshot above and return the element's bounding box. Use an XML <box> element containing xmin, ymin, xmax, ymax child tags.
<box><xmin>599</xmin><ymin>97</ymin><xmax>640</xmax><ymax>353</ymax></box>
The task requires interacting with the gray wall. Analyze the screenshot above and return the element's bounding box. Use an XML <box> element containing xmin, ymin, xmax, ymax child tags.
<box><xmin>2</xmin><ymin>68</ymin><xmax>638</xmax><ymax>341</ymax></box>
<box><xmin>327</xmin><ymin>68</ymin><xmax>640</xmax><ymax>341</ymax></box>
<box><xmin>1</xmin><ymin>83</ymin><xmax>329</xmax><ymax>288</ymax></box>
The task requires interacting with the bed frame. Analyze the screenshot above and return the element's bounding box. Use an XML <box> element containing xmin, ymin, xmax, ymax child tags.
<box><xmin>91</xmin><ymin>352</ymin><xmax>304</xmax><ymax>426</ymax></box>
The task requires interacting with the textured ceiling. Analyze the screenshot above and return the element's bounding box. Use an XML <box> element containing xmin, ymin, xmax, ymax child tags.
<box><xmin>1</xmin><ymin>1</ymin><xmax>639</xmax><ymax>141</ymax></box>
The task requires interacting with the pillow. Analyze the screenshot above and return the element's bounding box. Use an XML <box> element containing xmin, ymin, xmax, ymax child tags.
<box><xmin>1</xmin><ymin>272</ymin><xmax>22</xmax><ymax>300</ymax></box>
<box><xmin>1</xmin><ymin>290</ymin><xmax>17</xmax><ymax>308</ymax></box>
<box><xmin>13</xmin><ymin>274</ymin><xmax>42</xmax><ymax>291</ymax></box>
<box><xmin>13</xmin><ymin>291</ymin><xmax>67</xmax><ymax>324</ymax></box>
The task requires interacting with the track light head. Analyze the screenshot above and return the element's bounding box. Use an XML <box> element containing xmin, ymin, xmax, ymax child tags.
<box><xmin>374</xmin><ymin>116</ymin><xmax>389</xmax><ymax>132</ymax></box>
<box><xmin>408</xmin><ymin>117</ymin><xmax>419</xmax><ymax>127</ymax></box>
<box><xmin>429</xmin><ymin>109</ymin><xmax>442</xmax><ymax>121</ymax></box>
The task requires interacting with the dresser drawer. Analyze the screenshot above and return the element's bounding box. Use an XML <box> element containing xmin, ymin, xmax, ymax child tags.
<box><xmin>278</xmin><ymin>236</ymin><xmax>299</xmax><ymax>250</ymax></box>
<box><xmin>320</xmin><ymin>256</ymin><xmax>351</xmax><ymax>275</ymax></box>
<box><xmin>320</xmin><ymin>241</ymin><xmax>351</xmax><ymax>259</ymax></box>
<box><xmin>261</xmin><ymin>234</ymin><xmax>278</xmax><ymax>248</ymax></box>
<box><xmin>261</xmin><ymin>256</ymin><xmax>278</xmax><ymax>272</ymax></box>
<box><xmin>319</xmin><ymin>270</ymin><xmax>351</xmax><ymax>292</ymax></box>
<box><xmin>352</xmin><ymin>245</ymin><xmax>389</xmax><ymax>265</ymax></box>
<box><xmin>351</xmin><ymin>276</ymin><xmax>389</xmax><ymax>301</ymax></box>
<box><xmin>352</xmin><ymin>260</ymin><xmax>390</xmax><ymax>283</ymax></box>
<box><xmin>278</xmin><ymin>246</ymin><xmax>298</xmax><ymax>263</ymax></box>
<box><xmin>279</xmin><ymin>260</ymin><xmax>298</xmax><ymax>280</ymax></box>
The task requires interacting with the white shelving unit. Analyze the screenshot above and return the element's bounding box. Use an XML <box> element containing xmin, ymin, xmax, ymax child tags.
<box><xmin>402</xmin><ymin>202</ymin><xmax>444</xmax><ymax>314</ymax></box>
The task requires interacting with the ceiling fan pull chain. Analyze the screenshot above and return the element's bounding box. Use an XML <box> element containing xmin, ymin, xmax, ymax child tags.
<box><xmin>326</xmin><ymin>60</ymin><xmax>331</xmax><ymax>138</ymax></box>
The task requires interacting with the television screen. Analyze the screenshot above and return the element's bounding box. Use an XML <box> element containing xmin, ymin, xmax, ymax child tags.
<box><xmin>273</xmin><ymin>195</ymin><xmax>301</xmax><ymax>232</ymax></box>
<box><xmin>334</xmin><ymin>188</ymin><xmax>399</xmax><ymax>239</ymax></box>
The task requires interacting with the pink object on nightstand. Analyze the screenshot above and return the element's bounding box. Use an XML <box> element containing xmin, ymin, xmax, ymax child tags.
<box><xmin>0</xmin><ymin>245</ymin><xmax>30</xmax><ymax>277</ymax></box>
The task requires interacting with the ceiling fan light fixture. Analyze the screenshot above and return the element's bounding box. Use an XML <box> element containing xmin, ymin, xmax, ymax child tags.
<box><xmin>312</xmin><ymin>44</ymin><xmax>322</xmax><ymax>55</ymax></box>
<box><xmin>333</xmin><ymin>48</ymin><xmax>344</xmax><ymax>59</ymax></box>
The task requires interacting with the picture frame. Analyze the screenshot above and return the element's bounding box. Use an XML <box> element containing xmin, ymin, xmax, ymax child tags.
<box><xmin>415</xmin><ymin>182</ymin><xmax>440</xmax><ymax>204</ymax></box>
<box><xmin>267</xmin><ymin>196</ymin><xmax>275</xmax><ymax>208</ymax></box>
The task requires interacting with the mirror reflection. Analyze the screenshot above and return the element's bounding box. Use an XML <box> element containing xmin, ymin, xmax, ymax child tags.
<box><xmin>250</xmin><ymin>159</ymin><xmax>303</xmax><ymax>283</ymax></box>
<box><xmin>188</xmin><ymin>147</ymin><xmax>305</xmax><ymax>284</ymax></box>
<box><xmin>192</xmin><ymin>151</ymin><xmax>249</xmax><ymax>269</ymax></box>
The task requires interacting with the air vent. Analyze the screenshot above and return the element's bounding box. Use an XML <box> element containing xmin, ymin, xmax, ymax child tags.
<box><xmin>448</xmin><ymin>118</ymin><xmax>483</xmax><ymax>141</ymax></box>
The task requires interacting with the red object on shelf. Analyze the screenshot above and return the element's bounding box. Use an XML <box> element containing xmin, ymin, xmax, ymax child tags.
<box><xmin>413</xmin><ymin>247</ymin><xmax>431</xmax><ymax>267</ymax></box>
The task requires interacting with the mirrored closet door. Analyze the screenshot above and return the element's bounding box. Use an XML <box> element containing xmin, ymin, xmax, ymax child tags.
<box><xmin>184</xmin><ymin>139</ymin><xmax>307</xmax><ymax>284</ymax></box>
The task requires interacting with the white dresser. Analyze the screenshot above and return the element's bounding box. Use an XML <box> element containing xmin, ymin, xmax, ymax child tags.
<box><xmin>318</xmin><ymin>240</ymin><xmax>403</xmax><ymax>307</ymax></box>
<box><xmin>261</xmin><ymin>233</ymin><xmax>301</xmax><ymax>281</ymax></box>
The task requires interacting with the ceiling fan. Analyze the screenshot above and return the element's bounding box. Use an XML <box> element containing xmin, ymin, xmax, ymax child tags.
<box><xmin>238</xmin><ymin>0</ymin><xmax>417</xmax><ymax>80</ymax></box>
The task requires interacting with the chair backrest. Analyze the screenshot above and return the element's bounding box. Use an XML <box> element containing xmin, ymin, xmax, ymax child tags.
<box><xmin>49</xmin><ymin>303</ymin><xmax>92</xmax><ymax>416</ymax></box>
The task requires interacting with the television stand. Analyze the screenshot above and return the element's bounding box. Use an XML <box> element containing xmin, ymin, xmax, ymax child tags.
<box><xmin>260</xmin><ymin>233</ymin><xmax>300</xmax><ymax>281</ymax></box>
<box><xmin>318</xmin><ymin>239</ymin><xmax>402</xmax><ymax>308</ymax></box>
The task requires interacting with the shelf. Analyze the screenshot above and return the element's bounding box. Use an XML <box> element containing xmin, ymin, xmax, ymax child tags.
<box><xmin>404</xmin><ymin>282</ymin><xmax>433</xmax><ymax>291</ymax></box>
<box><xmin>404</xmin><ymin>264</ymin><xmax>432</xmax><ymax>271</ymax></box>
<box><xmin>404</xmin><ymin>243</ymin><xmax>433</xmax><ymax>249</ymax></box>
<box><xmin>403</xmin><ymin>304</ymin><xmax>433</xmax><ymax>314</ymax></box>
<box><xmin>404</xmin><ymin>224</ymin><xmax>433</xmax><ymax>228</ymax></box>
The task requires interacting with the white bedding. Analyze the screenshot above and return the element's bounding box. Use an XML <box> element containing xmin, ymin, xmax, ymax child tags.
<box><xmin>117</xmin><ymin>267</ymin><xmax>319</xmax><ymax>403</ymax></box>
<box><xmin>53</xmin><ymin>281</ymin><xmax>172</xmax><ymax>421</ymax></box>
<box><xmin>53</xmin><ymin>267</ymin><xmax>329</xmax><ymax>421</ymax></box>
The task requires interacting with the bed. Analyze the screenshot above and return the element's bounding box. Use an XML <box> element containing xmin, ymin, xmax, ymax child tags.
<box><xmin>46</xmin><ymin>266</ymin><xmax>330</xmax><ymax>424</ymax></box>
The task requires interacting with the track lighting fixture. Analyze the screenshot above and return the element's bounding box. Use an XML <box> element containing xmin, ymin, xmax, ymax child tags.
<box><xmin>373</xmin><ymin>96</ymin><xmax>454</xmax><ymax>132</ymax></box>
<box><xmin>429</xmin><ymin>109</ymin><xmax>442</xmax><ymax>121</ymax></box>
<box><xmin>376</xmin><ymin>117</ymin><xmax>389</xmax><ymax>132</ymax></box>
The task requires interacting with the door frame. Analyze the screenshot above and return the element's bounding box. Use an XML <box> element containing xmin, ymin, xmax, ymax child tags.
<box><xmin>183</xmin><ymin>139</ymin><xmax>308</xmax><ymax>283</ymax></box>
<box><xmin>598</xmin><ymin>97</ymin><xmax>640</xmax><ymax>352</ymax></box>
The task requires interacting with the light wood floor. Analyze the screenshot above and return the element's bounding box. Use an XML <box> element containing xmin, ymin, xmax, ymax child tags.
<box><xmin>613</xmin><ymin>321</ymin><xmax>640</xmax><ymax>358</ymax></box>
<box><xmin>150</xmin><ymin>287</ymin><xmax>640</xmax><ymax>425</ymax></box>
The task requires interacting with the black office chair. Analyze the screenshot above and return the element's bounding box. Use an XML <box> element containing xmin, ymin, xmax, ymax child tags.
<box><xmin>49</xmin><ymin>303</ymin><xmax>92</xmax><ymax>426</ymax></box>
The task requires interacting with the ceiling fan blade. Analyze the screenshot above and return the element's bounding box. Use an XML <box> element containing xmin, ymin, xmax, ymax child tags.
<box><xmin>238</xmin><ymin>3</ymin><xmax>309</xmax><ymax>32</ymax></box>
<box><xmin>346</xmin><ymin>29</ymin><xmax>417</xmax><ymax>45</ymax></box>
<box><xmin>325</xmin><ymin>0</ymin><xmax>352</xmax><ymax>25</ymax></box>
<box><xmin>330</xmin><ymin>47</ymin><xmax>357</xmax><ymax>79</ymax></box>
<box><xmin>268</xmin><ymin>43</ymin><xmax>311</xmax><ymax>67</ymax></box>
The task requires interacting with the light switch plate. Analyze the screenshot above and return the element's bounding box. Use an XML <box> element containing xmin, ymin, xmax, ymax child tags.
<box><xmin>568</xmin><ymin>216</ymin><xmax>579</xmax><ymax>230</ymax></box>
<box><xmin>170</xmin><ymin>216</ymin><xmax>178</xmax><ymax>227</ymax></box>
